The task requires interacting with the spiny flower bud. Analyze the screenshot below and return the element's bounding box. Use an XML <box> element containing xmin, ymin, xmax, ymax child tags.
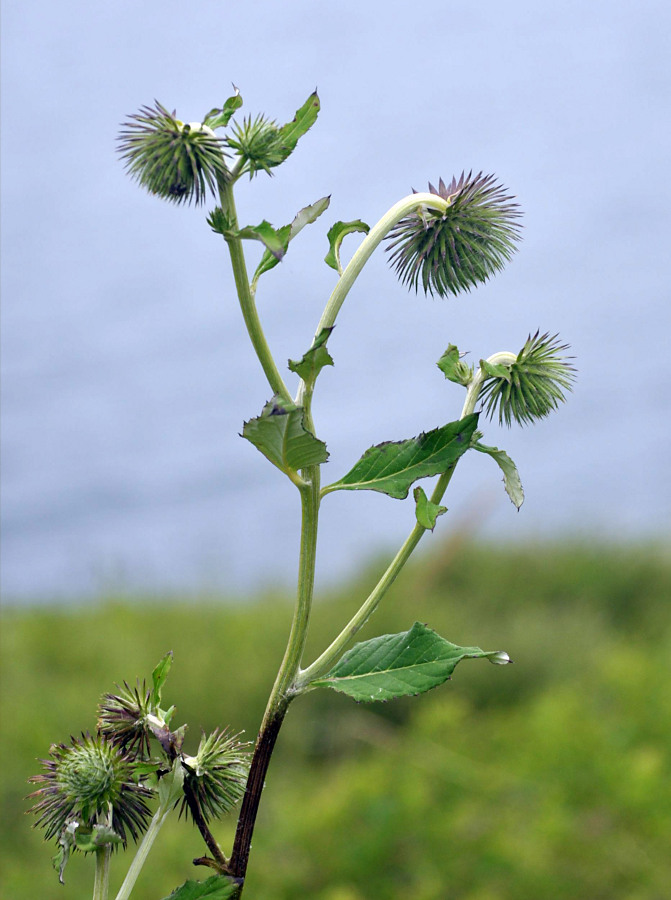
<box><xmin>479</xmin><ymin>331</ymin><xmax>576</xmax><ymax>426</ymax></box>
<box><xmin>386</xmin><ymin>173</ymin><xmax>522</xmax><ymax>297</ymax></box>
<box><xmin>118</xmin><ymin>101</ymin><xmax>229</xmax><ymax>205</ymax></box>
<box><xmin>225</xmin><ymin>114</ymin><xmax>288</xmax><ymax>177</ymax></box>
<box><xmin>98</xmin><ymin>680</ymin><xmax>154</xmax><ymax>760</ymax></box>
<box><xmin>27</xmin><ymin>733</ymin><xmax>151</xmax><ymax>845</ymax></box>
<box><xmin>181</xmin><ymin>729</ymin><xmax>250</xmax><ymax>824</ymax></box>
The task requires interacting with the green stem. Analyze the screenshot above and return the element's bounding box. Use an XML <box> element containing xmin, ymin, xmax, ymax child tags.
<box><xmin>296</xmin><ymin>384</ymin><xmax>477</xmax><ymax>688</ymax></box>
<box><xmin>230</xmin><ymin>466</ymin><xmax>320</xmax><ymax>888</ymax></box>
<box><xmin>114</xmin><ymin>805</ymin><xmax>172</xmax><ymax>900</ymax></box>
<box><xmin>218</xmin><ymin>181</ymin><xmax>292</xmax><ymax>403</ymax></box>
<box><xmin>315</xmin><ymin>192</ymin><xmax>449</xmax><ymax>335</ymax></box>
<box><xmin>93</xmin><ymin>844</ymin><xmax>111</xmax><ymax>900</ymax></box>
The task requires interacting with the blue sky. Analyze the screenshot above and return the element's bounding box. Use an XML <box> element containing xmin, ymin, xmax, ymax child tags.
<box><xmin>2</xmin><ymin>0</ymin><xmax>670</xmax><ymax>599</ymax></box>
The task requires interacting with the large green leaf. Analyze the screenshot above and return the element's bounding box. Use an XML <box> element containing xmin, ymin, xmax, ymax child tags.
<box><xmin>473</xmin><ymin>441</ymin><xmax>524</xmax><ymax>509</ymax></box>
<box><xmin>253</xmin><ymin>196</ymin><xmax>331</xmax><ymax>284</ymax></box>
<box><xmin>322</xmin><ymin>414</ymin><xmax>478</xmax><ymax>499</ymax></box>
<box><xmin>324</xmin><ymin>219</ymin><xmax>370</xmax><ymax>273</ymax></box>
<box><xmin>288</xmin><ymin>327</ymin><xmax>334</xmax><ymax>388</ymax></box>
<box><xmin>160</xmin><ymin>875</ymin><xmax>239</xmax><ymax>900</ymax></box>
<box><xmin>277</xmin><ymin>90</ymin><xmax>320</xmax><ymax>161</ymax></box>
<box><xmin>242</xmin><ymin>396</ymin><xmax>328</xmax><ymax>475</ymax></box>
<box><xmin>311</xmin><ymin>622</ymin><xmax>511</xmax><ymax>702</ymax></box>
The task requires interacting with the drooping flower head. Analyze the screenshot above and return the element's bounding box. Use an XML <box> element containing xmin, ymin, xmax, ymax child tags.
<box><xmin>386</xmin><ymin>172</ymin><xmax>522</xmax><ymax>297</ymax></box>
<box><xmin>118</xmin><ymin>101</ymin><xmax>229</xmax><ymax>205</ymax></box>
<box><xmin>479</xmin><ymin>331</ymin><xmax>576</xmax><ymax>426</ymax></box>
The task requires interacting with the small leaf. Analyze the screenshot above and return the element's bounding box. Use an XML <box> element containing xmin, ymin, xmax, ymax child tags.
<box><xmin>277</xmin><ymin>90</ymin><xmax>320</xmax><ymax>160</ymax></box>
<box><xmin>288</xmin><ymin>327</ymin><xmax>334</xmax><ymax>387</ymax></box>
<box><xmin>473</xmin><ymin>441</ymin><xmax>525</xmax><ymax>509</ymax></box>
<box><xmin>160</xmin><ymin>875</ymin><xmax>239</xmax><ymax>900</ymax></box>
<box><xmin>413</xmin><ymin>486</ymin><xmax>447</xmax><ymax>530</ymax></box>
<box><xmin>253</xmin><ymin>196</ymin><xmax>331</xmax><ymax>284</ymax></box>
<box><xmin>311</xmin><ymin>622</ymin><xmax>511</xmax><ymax>702</ymax></box>
<box><xmin>325</xmin><ymin>220</ymin><xmax>370</xmax><ymax>273</ymax></box>
<box><xmin>242</xmin><ymin>395</ymin><xmax>328</xmax><ymax>475</ymax></box>
<box><xmin>74</xmin><ymin>824</ymin><xmax>123</xmax><ymax>854</ymax></box>
<box><xmin>480</xmin><ymin>358</ymin><xmax>512</xmax><ymax>382</ymax></box>
<box><xmin>237</xmin><ymin>221</ymin><xmax>289</xmax><ymax>260</ymax></box>
<box><xmin>158</xmin><ymin>757</ymin><xmax>185</xmax><ymax>809</ymax></box>
<box><xmin>322</xmin><ymin>414</ymin><xmax>478</xmax><ymax>499</ymax></box>
<box><xmin>151</xmin><ymin>651</ymin><xmax>173</xmax><ymax>708</ymax></box>
<box><xmin>203</xmin><ymin>89</ymin><xmax>243</xmax><ymax>130</ymax></box>
<box><xmin>437</xmin><ymin>344</ymin><xmax>472</xmax><ymax>386</ymax></box>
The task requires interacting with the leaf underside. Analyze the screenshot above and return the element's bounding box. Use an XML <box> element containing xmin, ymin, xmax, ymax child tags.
<box><xmin>324</xmin><ymin>219</ymin><xmax>370</xmax><ymax>272</ymax></box>
<box><xmin>311</xmin><ymin>621</ymin><xmax>507</xmax><ymax>702</ymax></box>
<box><xmin>254</xmin><ymin>196</ymin><xmax>331</xmax><ymax>283</ymax></box>
<box><xmin>323</xmin><ymin>414</ymin><xmax>479</xmax><ymax>499</ymax></box>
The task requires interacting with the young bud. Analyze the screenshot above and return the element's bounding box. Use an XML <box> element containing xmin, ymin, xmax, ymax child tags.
<box><xmin>181</xmin><ymin>729</ymin><xmax>250</xmax><ymax>824</ymax></box>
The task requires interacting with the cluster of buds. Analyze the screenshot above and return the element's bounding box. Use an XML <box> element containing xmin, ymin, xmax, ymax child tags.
<box><xmin>27</xmin><ymin>654</ymin><xmax>249</xmax><ymax>883</ymax></box>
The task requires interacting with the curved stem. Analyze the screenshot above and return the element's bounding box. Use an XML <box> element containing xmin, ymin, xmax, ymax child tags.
<box><xmin>218</xmin><ymin>181</ymin><xmax>292</xmax><ymax>403</ymax></box>
<box><xmin>315</xmin><ymin>192</ymin><xmax>449</xmax><ymax>335</ymax></box>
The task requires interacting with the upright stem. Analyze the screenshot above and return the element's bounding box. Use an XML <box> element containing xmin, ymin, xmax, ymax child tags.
<box><xmin>230</xmin><ymin>468</ymin><xmax>320</xmax><ymax>889</ymax></box>
<box><xmin>93</xmin><ymin>844</ymin><xmax>111</xmax><ymax>900</ymax></box>
<box><xmin>218</xmin><ymin>181</ymin><xmax>292</xmax><ymax>403</ymax></box>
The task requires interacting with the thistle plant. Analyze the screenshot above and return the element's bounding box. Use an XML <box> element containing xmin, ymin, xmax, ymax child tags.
<box><xmin>29</xmin><ymin>87</ymin><xmax>574</xmax><ymax>900</ymax></box>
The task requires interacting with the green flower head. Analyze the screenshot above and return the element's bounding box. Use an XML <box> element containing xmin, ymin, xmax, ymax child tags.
<box><xmin>181</xmin><ymin>729</ymin><xmax>250</xmax><ymax>824</ymax></box>
<box><xmin>118</xmin><ymin>101</ymin><xmax>229</xmax><ymax>205</ymax></box>
<box><xmin>27</xmin><ymin>733</ymin><xmax>152</xmax><ymax>845</ymax></box>
<box><xmin>480</xmin><ymin>331</ymin><xmax>576</xmax><ymax>426</ymax></box>
<box><xmin>386</xmin><ymin>172</ymin><xmax>522</xmax><ymax>297</ymax></box>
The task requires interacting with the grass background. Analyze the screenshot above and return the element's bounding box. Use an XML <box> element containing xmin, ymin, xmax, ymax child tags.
<box><xmin>3</xmin><ymin>540</ymin><xmax>670</xmax><ymax>899</ymax></box>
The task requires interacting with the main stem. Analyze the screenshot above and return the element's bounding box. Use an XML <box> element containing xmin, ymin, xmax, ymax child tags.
<box><xmin>229</xmin><ymin>473</ymin><xmax>319</xmax><ymax>889</ymax></box>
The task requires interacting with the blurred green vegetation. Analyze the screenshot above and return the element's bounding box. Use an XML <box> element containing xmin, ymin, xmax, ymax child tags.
<box><xmin>3</xmin><ymin>541</ymin><xmax>670</xmax><ymax>899</ymax></box>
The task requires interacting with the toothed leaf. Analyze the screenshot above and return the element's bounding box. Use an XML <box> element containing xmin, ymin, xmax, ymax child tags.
<box><xmin>311</xmin><ymin>621</ymin><xmax>511</xmax><ymax>702</ymax></box>
<box><xmin>243</xmin><ymin>396</ymin><xmax>328</xmax><ymax>475</ymax></box>
<box><xmin>473</xmin><ymin>441</ymin><xmax>524</xmax><ymax>509</ymax></box>
<box><xmin>288</xmin><ymin>328</ymin><xmax>334</xmax><ymax>386</ymax></box>
<box><xmin>253</xmin><ymin>196</ymin><xmax>331</xmax><ymax>283</ymax></box>
<box><xmin>322</xmin><ymin>415</ymin><xmax>478</xmax><ymax>499</ymax></box>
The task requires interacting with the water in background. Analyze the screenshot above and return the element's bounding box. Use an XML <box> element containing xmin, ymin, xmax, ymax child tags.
<box><xmin>2</xmin><ymin>0</ymin><xmax>670</xmax><ymax>602</ymax></box>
